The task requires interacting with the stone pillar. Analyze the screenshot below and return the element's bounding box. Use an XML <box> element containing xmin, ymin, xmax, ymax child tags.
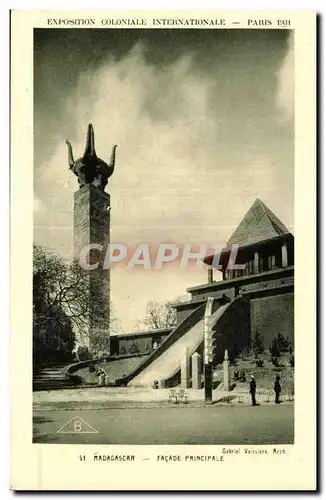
<box><xmin>254</xmin><ymin>251</ymin><xmax>259</xmax><ymax>274</ymax></box>
<box><xmin>204</xmin><ymin>297</ymin><xmax>214</xmax><ymax>404</ymax></box>
<box><xmin>268</xmin><ymin>255</ymin><xmax>276</xmax><ymax>270</ymax></box>
<box><xmin>223</xmin><ymin>349</ymin><xmax>230</xmax><ymax>391</ymax></box>
<box><xmin>181</xmin><ymin>347</ymin><xmax>190</xmax><ymax>389</ymax></box>
<box><xmin>208</xmin><ymin>268</ymin><xmax>213</xmax><ymax>284</ymax></box>
<box><xmin>281</xmin><ymin>243</ymin><xmax>288</xmax><ymax>268</ymax></box>
<box><xmin>191</xmin><ymin>352</ymin><xmax>202</xmax><ymax>389</ymax></box>
<box><xmin>74</xmin><ymin>184</ymin><xmax>111</xmax><ymax>353</ymax></box>
<box><xmin>204</xmin><ymin>363</ymin><xmax>213</xmax><ymax>404</ymax></box>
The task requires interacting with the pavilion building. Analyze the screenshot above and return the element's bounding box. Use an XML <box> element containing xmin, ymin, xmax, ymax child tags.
<box><xmin>173</xmin><ymin>198</ymin><xmax>294</xmax><ymax>349</ymax></box>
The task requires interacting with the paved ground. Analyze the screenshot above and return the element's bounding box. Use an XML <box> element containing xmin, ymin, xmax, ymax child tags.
<box><xmin>33</xmin><ymin>386</ymin><xmax>294</xmax><ymax>409</ymax></box>
<box><xmin>33</xmin><ymin>404</ymin><xmax>294</xmax><ymax>445</ymax></box>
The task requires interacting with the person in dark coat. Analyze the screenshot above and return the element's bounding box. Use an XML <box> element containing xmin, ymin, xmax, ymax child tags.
<box><xmin>274</xmin><ymin>375</ymin><xmax>281</xmax><ymax>404</ymax></box>
<box><xmin>249</xmin><ymin>375</ymin><xmax>257</xmax><ymax>406</ymax></box>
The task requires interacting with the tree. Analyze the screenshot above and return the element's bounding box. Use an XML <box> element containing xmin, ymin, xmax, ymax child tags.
<box><xmin>33</xmin><ymin>245</ymin><xmax>120</xmax><ymax>360</ymax></box>
<box><xmin>76</xmin><ymin>345</ymin><xmax>92</xmax><ymax>361</ymax></box>
<box><xmin>136</xmin><ymin>299</ymin><xmax>178</xmax><ymax>330</ymax></box>
<box><xmin>33</xmin><ymin>301</ymin><xmax>75</xmax><ymax>369</ymax></box>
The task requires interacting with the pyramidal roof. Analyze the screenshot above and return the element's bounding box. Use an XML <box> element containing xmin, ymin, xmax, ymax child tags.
<box><xmin>227</xmin><ymin>199</ymin><xmax>290</xmax><ymax>247</ymax></box>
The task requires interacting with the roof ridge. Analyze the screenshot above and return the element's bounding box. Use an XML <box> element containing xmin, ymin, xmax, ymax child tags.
<box><xmin>259</xmin><ymin>199</ymin><xmax>289</xmax><ymax>233</ymax></box>
<box><xmin>227</xmin><ymin>199</ymin><xmax>290</xmax><ymax>246</ymax></box>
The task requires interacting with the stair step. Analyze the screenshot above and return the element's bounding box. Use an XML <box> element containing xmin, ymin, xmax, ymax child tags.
<box><xmin>33</xmin><ymin>366</ymin><xmax>79</xmax><ymax>391</ymax></box>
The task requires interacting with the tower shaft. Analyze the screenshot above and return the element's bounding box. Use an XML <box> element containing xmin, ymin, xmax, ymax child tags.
<box><xmin>74</xmin><ymin>184</ymin><xmax>110</xmax><ymax>353</ymax></box>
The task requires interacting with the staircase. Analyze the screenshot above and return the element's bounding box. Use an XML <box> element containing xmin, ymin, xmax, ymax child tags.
<box><xmin>33</xmin><ymin>366</ymin><xmax>78</xmax><ymax>391</ymax></box>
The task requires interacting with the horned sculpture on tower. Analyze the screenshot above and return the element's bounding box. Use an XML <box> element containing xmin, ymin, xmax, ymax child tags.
<box><xmin>66</xmin><ymin>124</ymin><xmax>117</xmax><ymax>190</ymax></box>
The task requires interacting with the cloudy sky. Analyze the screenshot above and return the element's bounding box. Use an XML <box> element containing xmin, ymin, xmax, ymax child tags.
<box><xmin>34</xmin><ymin>28</ymin><xmax>294</xmax><ymax>331</ymax></box>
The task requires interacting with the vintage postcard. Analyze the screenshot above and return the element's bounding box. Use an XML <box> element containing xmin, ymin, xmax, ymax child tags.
<box><xmin>10</xmin><ymin>10</ymin><xmax>316</xmax><ymax>490</ymax></box>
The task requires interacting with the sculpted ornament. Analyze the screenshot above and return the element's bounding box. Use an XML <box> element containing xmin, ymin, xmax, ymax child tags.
<box><xmin>66</xmin><ymin>124</ymin><xmax>117</xmax><ymax>190</ymax></box>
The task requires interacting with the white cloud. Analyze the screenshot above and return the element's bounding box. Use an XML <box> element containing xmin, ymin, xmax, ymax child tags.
<box><xmin>34</xmin><ymin>42</ymin><xmax>294</xmax><ymax>330</ymax></box>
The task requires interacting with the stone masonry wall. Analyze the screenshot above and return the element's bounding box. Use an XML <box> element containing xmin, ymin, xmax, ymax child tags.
<box><xmin>73</xmin><ymin>184</ymin><xmax>111</xmax><ymax>352</ymax></box>
<box><xmin>250</xmin><ymin>292</ymin><xmax>294</xmax><ymax>348</ymax></box>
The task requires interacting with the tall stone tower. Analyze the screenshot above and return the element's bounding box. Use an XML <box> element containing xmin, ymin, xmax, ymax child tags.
<box><xmin>66</xmin><ymin>124</ymin><xmax>117</xmax><ymax>353</ymax></box>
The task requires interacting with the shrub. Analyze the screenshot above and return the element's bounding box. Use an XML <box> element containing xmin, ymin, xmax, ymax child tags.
<box><xmin>240</xmin><ymin>348</ymin><xmax>250</xmax><ymax>360</ymax></box>
<box><xmin>88</xmin><ymin>364</ymin><xmax>96</xmax><ymax>373</ymax></box>
<box><xmin>276</xmin><ymin>333</ymin><xmax>291</xmax><ymax>353</ymax></box>
<box><xmin>252</xmin><ymin>332</ymin><xmax>264</xmax><ymax>358</ymax></box>
<box><xmin>77</xmin><ymin>345</ymin><xmax>92</xmax><ymax>361</ymax></box>
<box><xmin>271</xmin><ymin>357</ymin><xmax>280</xmax><ymax>367</ymax></box>
<box><xmin>270</xmin><ymin>338</ymin><xmax>281</xmax><ymax>358</ymax></box>
<box><xmin>255</xmin><ymin>359</ymin><xmax>264</xmax><ymax>368</ymax></box>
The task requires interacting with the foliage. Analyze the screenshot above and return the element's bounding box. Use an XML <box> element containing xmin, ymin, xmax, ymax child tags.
<box><xmin>252</xmin><ymin>331</ymin><xmax>265</xmax><ymax>358</ymax></box>
<box><xmin>33</xmin><ymin>245</ymin><xmax>78</xmax><ymax>367</ymax></box>
<box><xmin>240</xmin><ymin>348</ymin><xmax>251</xmax><ymax>360</ymax></box>
<box><xmin>136</xmin><ymin>299</ymin><xmax>178</xmax><ymax>330</ymax></box>
<box><xmin>77</xmin><ymin>346</ymin><xmax>92</xmax><ymax>361</ymax></box>
<box><xmin>269</xmin><ymin>334</ymin><xmax>293</xmax><ymax>367</ymax></box>
<box><xmin>255</xmin><ymin>359</ymin><xmax>264</xmax><ymax>368</ymax></box>
<box><xmin>90</xmin><ymin>332</ymin><xmax>110</xmax><ymax>358</ymax></box>
<box><xmin>270</xmin><ymin>338</ymin><xmax>281</xmax><ymax>358</ymax></box>
<box><xmin>33</xmin><ymin>244</ymin><xmax>121</xmax><ymax>361</ymax></box>
<box><xmin>275</xmin><ymin>333</ymin><xmax>291</xmax><ymax>353</ymax></box>
<box><xmin>33</xmin><ymin>304</ymin><xmax>75</xmax><ymax>367</ymax></box>
<box><xmin>34</xmin><ymin>245</ymin><xmax>107</xmax><ymax>340</ymax></box>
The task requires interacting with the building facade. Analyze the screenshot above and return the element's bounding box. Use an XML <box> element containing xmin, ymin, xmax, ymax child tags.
<box><xmin>110</xmin><ymin>328</ymin><xmax>172</xmax><ymax>356</ymax></box>
<box><xmin>174</xmin><ymin>199</ymin><xmax>294</xmax><ymax>352</ymax></box>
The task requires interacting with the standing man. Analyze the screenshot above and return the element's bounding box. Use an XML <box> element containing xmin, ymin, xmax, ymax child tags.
<box><xmin>274</xmin><ymin>375</ymin><xmax>281</xmax><ymax>404</ymax></box>
<box><xmin>249</xmin><ymin>375</ymin><xmax>257</xmax><ymax>406</ymax></box>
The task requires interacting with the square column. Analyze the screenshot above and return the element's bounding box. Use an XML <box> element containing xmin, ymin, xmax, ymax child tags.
<box><xmin>281</xmin><ymin>243</ymin><xmax>288</xmax><ymax>268</ymax></box>
<box><xmin>223</xmin><ymin>349</ymin><xmax>230</xmax><ymax>391</ymax></box>
<box><xmin>74</xmin><ymin>184</ymin><xmax>111</xmax><ymax>353</ymax></box>
<box><xmin>254</xmin><ymin>251</ymin><xmax>259</xmax><ymax>274</ymax></box>
<box><xmin>181</xmin><ymin>347</ymin><xmax>190</xmax><ymax>388</ymax></box>
<box><xmin>191</xmin><ymin>352</ymin><xmax>202</xmax><ymax>389</ymax></box>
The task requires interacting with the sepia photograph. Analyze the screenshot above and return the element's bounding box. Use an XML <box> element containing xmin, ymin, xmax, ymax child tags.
<box><xmin>32</xmin><ymin>26</ymin><xmax>295</xmax><ymax>445</ymax></box>
<box><xmin>10</xmin><ymin>9</ymin><xmax>316</xmax><ymax>491</ymax></box>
